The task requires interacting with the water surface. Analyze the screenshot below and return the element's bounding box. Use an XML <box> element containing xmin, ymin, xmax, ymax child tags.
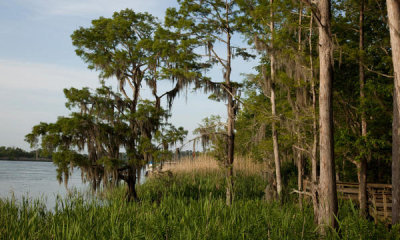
<box><xmin>0</xmin><ymin>160</ymin><xmax>88</xmax><ymax>208</ymax></box>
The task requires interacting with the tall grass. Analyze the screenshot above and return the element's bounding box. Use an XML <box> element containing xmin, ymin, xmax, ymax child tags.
<box><xmin>162</xmin><ymin>154</ymin><xmax>264</xmax><ymax>176</ymax></box>
<box><xmin>0</xmin><ymin>156</ymin><xmax>398</xmax><ymax>239</ymax></box>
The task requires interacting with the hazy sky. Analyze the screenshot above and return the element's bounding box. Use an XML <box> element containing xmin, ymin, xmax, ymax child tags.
<box><xmin>0</xmin><ymin>0</ymin><xmax>256</xmax><ymax>150</ymax></box>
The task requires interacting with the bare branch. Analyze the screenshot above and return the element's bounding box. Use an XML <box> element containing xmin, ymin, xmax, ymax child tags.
<box><xmin>291</xmin><ymin>189</ymin><xmax>313</xmax><ymax>197</ymax></box>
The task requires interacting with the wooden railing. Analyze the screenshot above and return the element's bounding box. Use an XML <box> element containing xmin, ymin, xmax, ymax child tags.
<box><xmin>303</xmin><ymin>180</ymin><xmax>392</xmax><ymax>223</ymax></box>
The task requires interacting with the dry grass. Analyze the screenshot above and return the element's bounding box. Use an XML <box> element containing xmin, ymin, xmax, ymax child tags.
<box><xmin>162</xmin><ymin>154</ymin><xmax>263</xmax><ymax>176</ymax></box>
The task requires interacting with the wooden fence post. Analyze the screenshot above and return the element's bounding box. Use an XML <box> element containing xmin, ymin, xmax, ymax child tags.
<box><xmin>383</xmin><ymin>192</ymin><xmax>388</xmax><ymax>220</ymax></box>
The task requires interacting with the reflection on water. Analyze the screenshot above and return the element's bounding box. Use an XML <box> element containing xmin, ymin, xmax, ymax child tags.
<box><xmin>0</xmin><ymin>160</ymin><xmax>88</xmax><ymax>209</ymax></box>
<box><xmin>0</xmin><ymin>160</ymin><xmax>148</xmax><ymax>209</ymax></box>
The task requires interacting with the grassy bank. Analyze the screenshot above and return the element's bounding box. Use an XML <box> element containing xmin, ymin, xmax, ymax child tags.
<box><xmin>0</xmin><ymin>157</ymin><xmax>398</xmax><ymax>239</ymax></box>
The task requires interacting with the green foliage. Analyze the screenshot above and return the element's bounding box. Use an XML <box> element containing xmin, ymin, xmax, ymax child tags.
<box><xmin>71</xmin><ymin>10</ymin><xmax>158</xmax><ymax>79</ymax></box>
<box><xmin>166</xmin><ymin>0</ymin><xmax>252</xmax><ymax>101</ymax></box>
<box><xmin>332</xmin><ymin>0</ymin><xmax>392</xmax><ymax>183</ymax></box>
<box><xmin>25</xmin><ymin>85</ymin><xmax>187</xmax><ymax>192</ymax></box>
<box><xmin>71</xmin><ymin>9</ymin><xmax>203</xmax><ymax>109</ymax></box>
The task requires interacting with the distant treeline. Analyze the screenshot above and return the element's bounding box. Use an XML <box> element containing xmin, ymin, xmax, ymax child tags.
<box><xmin>0</xmin><ymin>146</ymin><xmax>194</xmax><ymax>161</ymax></box>
<box><xmin>0</xmin><ymin>146</ymin><xmax>48</xmax><ymax>160</ymax></box>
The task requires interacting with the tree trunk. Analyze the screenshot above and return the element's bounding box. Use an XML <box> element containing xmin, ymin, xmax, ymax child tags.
<box><xmin>358</xmin><ymin>0</ymin><xmax>368</xmax><ymax>218</ymax></box>
<box><xmin>270</xmin><ymin>0</ymin><xmax>282</xmax><ymax>199</ymax></box>
<box><xmin>297</xmin><ymin>153</ymin><xmax>304</xmax><ymax>207</ymax></box>
<box><xmin>297</xmin><ymin>3</ymin><xmax>304</xmax><ymax>209</ymax></box>
<box><xmin>387</xmin><ymin>0</ymin><xmax>400</xmax><ymax>225</ymax></box>
<box><xmin>225</xmin><ymin>1</ymin><xmax>235</xmax><ymax>206</ymax></box>
<box><xmin>175</xmin><ymin>148</ymin><xmax>180</xmax><ymax>161</ymax></box>
<box><xmin>309</xmin><ymin>13</ymin><xmax>319</xmax><ymax>224</ymax></box>
<box><xmin>126</xmin><ymin>166</ymin><xmax>138</xmax><ymax>201</ymax></box>
<box><xmin>317</xmin><ymin>0</ymin><xmax>338</xmax><ymax>230</ymax></box>
<box><xmin>226</xmin><ymin>86</ymin><xmax>235</xmax><ymax>206</ymax></box>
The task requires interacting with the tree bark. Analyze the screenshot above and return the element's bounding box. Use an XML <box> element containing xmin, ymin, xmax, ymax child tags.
<box><xmin>270</xmin><ymin>0</ymin><xmax>282</xmax><ymax>199</ymax></box>
<box><xmin>387</xmin><ymin>0</ymin><xmax>400</xmax><ymax>225</ymax></box>
<box><xmin>359</xmin><ymin>0</ymin><xmax>368</xmax><ymax>218</ymax></box>
<box><xmin>317</xmin><ymin>0</ymin><xmax>338</xmax><ymax>230</ymax></box>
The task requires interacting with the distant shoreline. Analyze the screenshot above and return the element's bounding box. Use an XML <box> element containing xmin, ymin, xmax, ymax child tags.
<box><xmin>0</xmin><ymin>158</ymin><xmax>52</xmax><ymax>163</ymax></box>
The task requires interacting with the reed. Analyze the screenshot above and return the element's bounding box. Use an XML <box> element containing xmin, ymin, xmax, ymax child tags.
<box><xmin>162</xmin><ymin>154</ymin><xmax>263</xmax><ymax>176</ymax></box>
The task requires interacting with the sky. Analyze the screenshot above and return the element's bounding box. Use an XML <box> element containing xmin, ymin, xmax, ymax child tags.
<box><xmin>0</xmin><ymin>0</ymin><xmax>256</xmax><ymax>151</ymax></box>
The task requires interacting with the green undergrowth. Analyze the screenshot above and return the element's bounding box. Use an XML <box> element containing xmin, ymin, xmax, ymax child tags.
<box><xmin>0</xmin><ymin>171</ymin><xmax>398</xmax><ymax>239</ymax></box>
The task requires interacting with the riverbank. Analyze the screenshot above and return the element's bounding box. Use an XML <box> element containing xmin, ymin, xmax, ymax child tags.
<box><xmin>0</xmin><ymin>157</ymin><xmax>398</xmax><ymax>239</ymax></box>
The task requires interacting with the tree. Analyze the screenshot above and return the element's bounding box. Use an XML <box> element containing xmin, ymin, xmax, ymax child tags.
<box><xmin>316</xmin><ymin>0</ymin><xmax>338</xmax><ymax>230</ymax></box>
<box><xmin>237</xmin><ymin>0</ymin><xmax>317</xmax><ymax>202</ymax></box>
<box><xmin>234</xmin><ymin>77</ymin><xmax>279</xmax><ymax>201</ymax></box>
<box><xmin>69</xmin><ymin>9</ymin><xmax>199</xmax><ymax>200</ymax></box>
<box><xmin>268</xmin><ymin>0</ymin><xmax>283</xmax><ymax>199</ymax></box>
<box><xmin>387</xmin><ymin>0</ymin><xmax>400</xmax><ymax>225</ymax></box>
<box><xmin>309</xmin><ymin>12</ymin><xmax>319</xmax><ymax>222</ymax></box>
<box><xmin>166</xmin><ymin>0</ymin><xmax>252</xmax><ymax>206</ymax></box>
<box><xmin>193</xmin><ymin>115</ymin><xmax>228</xmax><ymax>160</ymax></box>
<box><xmin>236</xmin><ymin>0</ymin><xmax>284</xmax><ymax>200</ymax></box>
<box><xmin>331</xmin><ymin>0</ymin><xmax>392</xmax><ymax>217</ymax></box>
<box><xmin>358</xmin><ymin>0</ymin><xmax>368</xmax><ymax>217</ymax></box>
<box><xmin>26</xmin><ymin>86</ymin><xmax>187</xmax><ymax>199</ymax></box>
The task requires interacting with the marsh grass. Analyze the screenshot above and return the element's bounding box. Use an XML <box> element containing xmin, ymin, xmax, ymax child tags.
<box><xmin>0</xmin><ymin>156</ymin><xmax>398</xmax><ymax>239</ymax></box>
<box><xmin>162</xmin><ymin>154</ymin><xmax>263</xmax><ymax>176</ymax></box>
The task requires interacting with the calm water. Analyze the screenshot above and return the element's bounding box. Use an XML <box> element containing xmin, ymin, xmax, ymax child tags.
<box><xmin>0</xmin><ymin>160</ymin><xmax>88</xmax><ymax>208</ymax></box>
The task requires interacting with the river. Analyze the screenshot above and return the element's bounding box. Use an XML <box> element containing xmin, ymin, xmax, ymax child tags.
<box><xmin>0</xmin><ymin>160</ymin><xmax>148</xmax><ymax>209</ymax></box>
<box><xmin>0</xmin><ymin>160</ymin><xmax>88</xmax><ymax>209</ymax></box>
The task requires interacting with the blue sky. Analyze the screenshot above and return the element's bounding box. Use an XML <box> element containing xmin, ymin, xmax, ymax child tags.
<box><xmin>0</xmin><ymin>0</ymin><xmax>256</xmax><ymax>150</ymax></box>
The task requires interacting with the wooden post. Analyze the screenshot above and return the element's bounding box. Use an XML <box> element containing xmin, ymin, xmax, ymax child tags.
<box><xmin>383</xmin><ymin>192</ymin><xmax>388</xmax><ymax>220</ymax></box>
<box><xmin>372</xmin><ymin>191</ymin><xmax>377</xmax><ymax>223</ymax></box>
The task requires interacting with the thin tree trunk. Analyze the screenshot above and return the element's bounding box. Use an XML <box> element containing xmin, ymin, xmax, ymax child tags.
<box><xmin>270</xmin><ymin>0</ymin><xmax>282</xmax><ymax>199</ymax></box>
<box><xmin>387</xmin><ymin>0</ymin><xmax>400</xmax><ymax>225</ymax></box>
<box><xmin>225</xmin><ymin>0</ymin><xmax>235</xmax><ymax>206</ymax></box>
<box><xmin>317</xmin><ymin>0</ymin><xmax>338</xmax><ymax>230</ymax></box>
<box><xmin>309</xmin><ymin>13</ymin><xmax>319</xmax><ymax>224</ymax></box>
<box><xmin>297</xmin><ymin>3</ymin><xmax>304</xmax><ymax>209</ymax></box>
<box><xmin>226</xmin><ymin>90</ymin><xmax>235</xmax><ymax>206</ymax></box>
<box><xmin>297</xmin><ymin>152</ymin><xmax>304</xmax><ymax>205</ymax></box>
<box><xmin>359</xmin><ymin>0</ymin><xmax>368</xmax><ymax>218</ymax></box>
